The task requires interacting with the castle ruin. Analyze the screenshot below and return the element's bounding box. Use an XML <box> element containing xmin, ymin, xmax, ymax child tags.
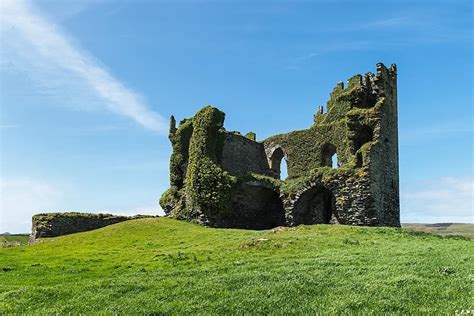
<box><xmin>160</xmin><ymin>63</ymin><xmax>400</xmax><ymax>229</ymax></box>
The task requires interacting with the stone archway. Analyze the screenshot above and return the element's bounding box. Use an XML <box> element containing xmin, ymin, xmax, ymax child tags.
<box><xmin>292</xmin><ymin>185</ymin><xmax>336</xmax><ymax>225</ymax></box>
<box><xmin>321</xmin><ymin>143</ymin><xmax>337</xmax><ymax>168</ymax></box>
<box><xmin>269</xmin><ymin>147</ymin><xmax>286</xmax><ymax>179</ymax></box>
<box><xmin>230</xmin><ymin>182</ymin><xmax>285</xmax><ymax>229</ymax></box>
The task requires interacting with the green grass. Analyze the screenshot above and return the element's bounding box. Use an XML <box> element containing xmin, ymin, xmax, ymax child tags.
<box><xmin>0</xmin><ymin>234</ymin><xmax>29</xmax><ymax>248</ymax></box>
<box><xmin>403</xmin><ymin>223</ymin><xmax>474</xmax><ymax>238</ymax></box>
<box><xmin>0</xmin><ymin>218</ymin><xmax>472</xmax><ymax>314</ymax></box>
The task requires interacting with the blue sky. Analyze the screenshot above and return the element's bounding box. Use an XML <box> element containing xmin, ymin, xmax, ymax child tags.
<box><xmin>1</xmin><ymin>0</ymin><xmax>472</xmax><ymax>233</ymax></box>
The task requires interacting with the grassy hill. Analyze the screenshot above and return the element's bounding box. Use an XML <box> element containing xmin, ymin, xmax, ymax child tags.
<box><xmin>0</xmin><ymin>234</ymin><xmax>29</xmax><ymax>247</ymax></box>
<box><xmin>0</xmin><ymin>218</ymin><xmax>471</xmax><ymax>314</ymax></box>
<box><xmin>403</xmin><ymin>223</ymin><xmax>474</xmax><ymax>239</ymax></box>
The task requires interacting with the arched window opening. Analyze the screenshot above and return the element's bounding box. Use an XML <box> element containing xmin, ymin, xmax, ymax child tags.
<box><xmin>322</xmin><ymin>143</ymin><xmax>337</xmax><ymax>168</ymax></box>
<box><xmin>269</xmin><ymin>147</ymin><xmax>286</xmax><ymax>179</ymax></box>
<box><xmin>331</xmin><ymin>153</ymin><xmax>338</xmax><ymax>169</ymax></box>
<box><xmin>280</xmin><ymin>158</ymin><xmax>288</xmax><ymax>180</ymax></box>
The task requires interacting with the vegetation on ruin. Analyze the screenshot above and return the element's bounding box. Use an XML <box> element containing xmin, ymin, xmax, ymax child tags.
<box><xmin>237</xmin><ymin>173</ymin><xmax>281</xmax><ymax>190</ymax></box>
<box><xmin>164</xmin><ymin>106</ymin><xmax>278</xmax><ymax>223</ymax></box>
<box><xmin>184</xmin><ymin>106</ymin><xmax>236</xmax><ymax>223</ymax></box>
<box><xmin>245</xmin><ymin>131</ymin><xmax>256</xmax><ymax>141</ymax></box>
<box><xmin>264</xmin><ymin>78</ymin><xmax>378</xmax><ymax>179</ymax></box>
<box><xmin>0</xmin><ymin>218</ymin><xmax>471</xmax><ymax>314</ymax></box>
<box><xmin>160</xmin><ymin>67</ymin><xmax>391</xmax><ymax>226</ymax></box>
<box><xmin>278</xmin><ymin>165</ymin><xmax>366</xmax><ymax>196</ymax></box>
<box><xmin>32</xmin><ymin>212</ymin><xmax>131</xmax><ymax>225</ymax></box>
<box><xmin>168</xmin><ymin>117</ymin><xmax>193</xmax><ymax>188</ymax></box>
<box><xmin>162</xmin><ymin>106</ymin><xmax>243</xmax><ymax>222</ymax></box>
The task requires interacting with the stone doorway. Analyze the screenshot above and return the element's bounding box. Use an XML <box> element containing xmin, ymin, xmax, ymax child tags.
<box><xmin>292</xmin><ymin>185</ymin><xmax>336</xmax><ymax>225</ymax></box>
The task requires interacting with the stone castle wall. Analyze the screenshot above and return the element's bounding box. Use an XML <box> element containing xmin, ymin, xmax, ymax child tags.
<box><xmin>220</xmin><ymin>133</ymin><xmax>271</xmax><ymax>176</ymax></box>
<box><xmin>28</xmin><ymin>63</ymin><xmax>400</xmax><ymax>237</ymax></box>
<box><xmin>30</xmin><ymin>212</ymin><xmax>155</xmax><ymax>242</ymax></box>
<box><xmin>367</xmin><ymin>64</ymin><xmax>400</xmax><ymax>227</ymax></box>
<box><xmin>160</xmin><ymin>63</ymin><xmax>400</xmax><ymax>229</ymax></box>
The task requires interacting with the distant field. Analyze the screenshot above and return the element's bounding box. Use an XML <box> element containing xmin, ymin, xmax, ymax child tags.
<box><xmin>0</xmin><ymin>218</ymin><xmax>471</xmax><ymax>314</ymax></box>
<box><xmin>0</xmin><ymin>234</ymin><xmax>29</xmax><ymax>248</ymax></box>
<box><xmin>402</xmin><ymin>223</ymin><xmax>474</xmax><ymax>238</ymax></box>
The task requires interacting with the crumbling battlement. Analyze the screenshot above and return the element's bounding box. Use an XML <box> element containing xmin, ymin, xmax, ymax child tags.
<box><xmin>160</xmin><ymin>63</ymin><xmax>400</xmax><ymax>229</ymax></box>
<box><xmin>29</xmin><ymin>212</ymin><xmax>156</xmax><ymax>242</ymax></box>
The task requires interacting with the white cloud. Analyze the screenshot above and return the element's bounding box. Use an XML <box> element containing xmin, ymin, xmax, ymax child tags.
<box><xmin>357</xmin><ymin>16</ymin><xmax>420</xmax><ymax>30</ymax></box>
<box><xmin>113</xmin><ymin>204</ymin><xmax>164</xmax><ymax>217</ymax></box>
<box><xmin>401</xmin><ymin>177</ymin><xmax>474</xmax><ymax>223</ymax></box>
<box><xmin>0</xmin><ymin>124</ymin><xmax>21</xmax><ymax>129</ymax></box>
<box><xmin>400</xmin><ymin>122</ymin><xmax>473</xmax><ymax>143</ymax></box>
<box><xmin>286</xmin><ymin>41</ymin><xmax>371</xmax><ymax>70</ymax></box>
<box><xmin>0</xmin><ymin>0</ymin><xmax>167</xmax><ymax>133</ymax></box>
<box><xmin>0</xmin><ymin>177</ymin><xmax>62</xmax><ymax>233</ymax></box>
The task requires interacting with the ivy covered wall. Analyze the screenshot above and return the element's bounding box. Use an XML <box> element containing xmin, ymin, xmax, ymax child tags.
<box><xmin>160</xmin><ymin>63</ymin><xmax>400</xmax><ymax>228</ymax></box>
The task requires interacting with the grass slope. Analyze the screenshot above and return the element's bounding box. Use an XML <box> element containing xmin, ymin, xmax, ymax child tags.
<box><xmin>0</xmin><ymin>234</ymin><xmax>29</xmax><ymax>248</ymax></box>
<box><xmin>0</xmin><ymin>218</ymin><xmax>471</xmax><ymax>314</ymax></box>
<box><xmin>403</xmin><ymin>223</ymin><xmax>474</xmax><ymax>239</ymax></box>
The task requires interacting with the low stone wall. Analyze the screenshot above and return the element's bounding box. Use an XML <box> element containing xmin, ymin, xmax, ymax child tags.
<box><xmin>30</xmin><ymin>212</ymin><xmax>155</xmax><ymax>242</ymax></box>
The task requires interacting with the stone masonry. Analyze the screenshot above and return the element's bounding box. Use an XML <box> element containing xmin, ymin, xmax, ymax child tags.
<box><xmin>29</xmin><ymin>213</ymin><xmax>155</xmax><ymax>242</ymax></box>
<box><xmin>160</xmin><ymin>63</ymin><xmax>400</xmax><ymax>229</ymax></box>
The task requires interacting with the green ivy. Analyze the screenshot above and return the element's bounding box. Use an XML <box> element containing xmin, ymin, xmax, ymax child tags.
<box><xmin>184</xmin><ymin>106</ymin><xmax>236</xmax><ymax>224</ymax></box>
<box><xmin>264</xmin><ymin>76</ymin><xmax>377</xmax><ymax>179</ymax></box>
<box><xmin>169</xmin><ymin>118</ymin><xmax>193</xmax><ymax>187</ymax></box>
<box><xmin>245</xmin><ymin>132</ymin><xmax>256</xmax><ymax>141</ymax></box>
<box><xmin>161</xmin><ymin>71</ymin><xmax>381</xmax><ymax>225</ymax></box>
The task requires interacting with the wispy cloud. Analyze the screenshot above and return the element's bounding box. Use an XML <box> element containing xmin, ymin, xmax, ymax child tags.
<box><xmin>0</xmin><ymin>0</ymin><xmax>167</xmax><ymax>133</ymax></box>
<box><xmin>343</xmin><ymin>14</ymin><xmax>471</xmax><ymax>44</ymax></box>
<box><xmin>355</xmin><ymin>16</ymin><xmax>421</xmax><ymax>30</ymax></box>
<box><xmin>108</xmin><ymin>161</ymin><xmax>169</xmax><ymax>172</ymax></box>
<box><xmin>79</xmin><ymin>125</ymin><xmax>123</xmax><ymax>133</ymax></box>
<box><xmin>286</xmin><ymin>41</ymin><xmax>371</xmax><ymax>70</ymax></box>
<box><xmin>284</xmin><ymin>12</ymin><xmax>470</xmax><ymax>69</ymax></box>
<box><xmin>0</xmin><ymin>124</ymin><xmax>21</xmax><ymax>129</ymax></box>
<box><xmin>400</xmin><ymin>122</ymin><xmax>473</xmax><ymax>143</ymax></box>
<box><xmin>113</xmin><ymin>204</ymin><xmax>164</xmax><ymax>217</ymax></box>
<box><xmin>289</xmin><ymin>52</ymin><xmax>319</xmax><ymax>65</ymax></box>
<box><xmin>401</xmin><ymin>177</ymin><xmax>473</xmax><ymax>223</ymax></box>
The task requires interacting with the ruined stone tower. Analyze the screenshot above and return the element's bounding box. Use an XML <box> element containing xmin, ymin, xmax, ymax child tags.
<box><xmin>160</xmin><ymin>63</ymin><xmax>400</xmax><ymax>228</ymax></box>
